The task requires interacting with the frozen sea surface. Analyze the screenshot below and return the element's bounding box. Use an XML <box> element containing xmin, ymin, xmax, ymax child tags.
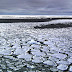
<box><xmin>0</xmin><ymin>19</ymin><xmax>72</xmax><ymax>72</ymax></box>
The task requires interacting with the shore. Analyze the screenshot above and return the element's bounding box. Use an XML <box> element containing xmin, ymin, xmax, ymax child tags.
<box><xmin>0</xmin><ymin>15</ymin><xmax>72</xmax><ymax>23</ymax></box>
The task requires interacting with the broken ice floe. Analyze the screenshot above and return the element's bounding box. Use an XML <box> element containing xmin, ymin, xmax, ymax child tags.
<box><xmin>57</xmin><ymin>64</ymin><xmax>68</xmax><ymax>70</ymax></box>
<box><xmin>0</xmin><ymin>35</ymin><xmax>71</xmax><ymax>71</ymax></box>
<box><xmin>69</xmin><ymin>66</ymin><xmax>72</xmax><ymax>71</ymax></box>
<box><xmin>17</xmin><ymin>53</ymin><xmax>32</xmax><ymax>61</ymax></box>
<box><xmin>68</xmin><ymin>58</ymin><xmax>72</xmax><ymax>63</ymax></box>
<box><xmin>51</xmin><ymin>53</ymin><xmax>67</xmax><ymax>59</ymax></box>
<box><xmin>43</xmin><ymin>60</ymin><xmax>56</xmax><ymax>66</ymax></box>
<box><xmin>0</xmin><ymin>22</ymin><xmax>72</xmax><ymax>71</ymax></box>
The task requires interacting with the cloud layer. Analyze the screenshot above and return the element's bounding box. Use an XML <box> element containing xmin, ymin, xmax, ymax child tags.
<box><xmin>0</xmin><ymin>0</ymin><xmax>72</xmax><ymax>15</ymax></box>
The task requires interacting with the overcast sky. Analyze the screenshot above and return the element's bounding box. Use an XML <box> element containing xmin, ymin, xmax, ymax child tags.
<box><xmin>0</xmin><ymin>0</ymin><xmax>72</xmax><ymax>15</ymax></box>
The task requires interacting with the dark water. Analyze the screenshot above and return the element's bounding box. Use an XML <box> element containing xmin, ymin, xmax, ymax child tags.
<box><xmin>0</xmin><ymin>56</ymin><xmax>52</xmax><ymax>72</ymax></box>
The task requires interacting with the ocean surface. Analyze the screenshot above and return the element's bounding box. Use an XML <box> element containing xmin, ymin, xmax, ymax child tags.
<box><xmin>0</xmin><ymin>20</ymin><xmax>72</xmax><ymax>72</ymax></box>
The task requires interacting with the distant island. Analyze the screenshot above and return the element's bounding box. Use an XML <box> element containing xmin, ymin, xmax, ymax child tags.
<box><xmin>0</xmin><ymin>15</ymin><xmax>72</xmax><ymax>23</ymax></box>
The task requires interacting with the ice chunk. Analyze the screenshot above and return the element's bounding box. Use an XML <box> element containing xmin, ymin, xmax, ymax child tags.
<box><xmin>31</xmin><ymin>50</ymin><xmax>45</xmax><ymax>57</ymax></box>
<box><xmin>57</xmin><ymin>60</ymin><xmax>69</xmax><ymax>65</ymax></box>
<box><xmin>57</xmin><ymin>64</ymin><xmax>68</xmax><ymax>70</ymax></box>
<box><xmin>32</xmin><ymin>56</ymin><xmax>43</xmax><ymax>63</ymax></box>
<box><xmin>17</xmin><ymin>53</ymin><xmax>32</xmax><ymax>61</ymax></box>
<box><xmin>14</xmin><ymin>48</ymin><xmax>24</xmax><ymax>55</ymax></box>
<box><xmin>68</xmin><ymin>58</ymin><xmax>72</xmax><ymax>63</ymax></box>
<box><xmin>51</xmin><ymin>53</ymin><xmax>67</xmax><ymax>59</ymax></box>
<box><xmin>27</xmin><ymin>39</ymin><xmax>40</xmax><ymax>45</ymax></box>
<box><xmin>69</xmin><ymin>66</ymin><xmax>72</xmax><ymax>71</ymax></box>
<box><xmin>43</xmin><ymin>60</ymin><xmax>55</xmax><ymax>66</ymax></box>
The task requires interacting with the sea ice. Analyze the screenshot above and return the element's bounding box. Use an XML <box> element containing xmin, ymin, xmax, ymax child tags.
<box><xmin>14</xmin><ymin>48</ymin><xmax>24</xmax><ymax>55</ymax></box>
<box><xmin>57</xmin><ymin>64</ymin><xmax>68</xmax><ymax>70</ymax></box>
<box><xmin>27</xmin><ymin>39</ymin><xmax>40</xmax><ymax>45</ymax></box>
<box><xmin>69</xmin><ymin>66</ymin><xmax>72</xmax><ymax>71</ymax></box>
<box><xmin>43</xmin><ymin>60</ymin><xmax>55</xmax><ymax>66</ymax></box>
<box><xmin>17</xmin><ymin>53</ymin><xmax>32</xmax><ymax>61</ymax></box>
<box><xmin>68</xmin><ymin>58</ymin><xmax>72</xmax><ymax>63</ymax></box>
<box><xmin>57</xmin><ymin>60</ymin><xmax>70</xmax><ymax>65</ymax></box>
<box><xmin>31</xmin><ymin>50</ymin><xmax>45</xmax><ymax>57</ymax></box>
<box><xmin>51</xmin><ymin>53</ymin><xmax>67</xmax><ymax>59</ymax></box>
<box><xmin>32</xmin><ymin>56</ymin><xmax>43</xmax><ymax>63</ymax></box>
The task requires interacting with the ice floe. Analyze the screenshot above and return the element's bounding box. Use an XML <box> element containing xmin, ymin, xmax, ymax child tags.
<box><xmin>57</xmin><ymin>60</ymin><xmax>70</xmax><ymax>65</ymax></box>
<box><xmin>51</xmin><ymin>53</ymin><xmax>67</xmax><ymax>59</ymax></box>
<box><xmin>27</xmin><ymin>39</ymin><xmax>40</xmax><ymax>45</ymax></box>
<box><xmin>43</xmin><ymin>60</ymin><xmax>56</xmax><ymax>66</ymax></box>
<box><xmin>57</xmin><ymin>64</ymin><xmax>68</xmax><ymax>70</ymax></box>
<box><xmin>32</xmin><ymin>56</ymin><xmax>43</xmax><ymax>63</ymax></box>
<box><xmin>0</xmin><ymin>21</ymin><xmax>72</xmax><ymax>71</ymax></box>
<box><xmin>68</xmin><ymin>58</ymin><xmax>72</xmax><ymax>63</ymax></box>
<box><xmin>17</xmin><ymin>53</ymin><xmax>32</xmax><ymax>61</ymax></box>
<box><xmin>69</xmin><ymin>66</ymin><xmax>72</xmax><ymax>71</ymax></box>
<box><xmin>31</xmin><ymin>50</ymin><xmax>46</xmax><ymax>57</ymax></box>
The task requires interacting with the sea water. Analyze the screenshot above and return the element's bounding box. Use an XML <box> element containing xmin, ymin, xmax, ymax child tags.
<box><xmin>0</xmin><ymin>20</ymin><xmax>72</xmax><ymax>72</ymax></box>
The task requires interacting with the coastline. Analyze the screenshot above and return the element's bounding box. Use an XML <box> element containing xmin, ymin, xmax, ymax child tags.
<box><xmin>0</xmin><ymin>15</ymin><xmax>72</xmax><ymax>23</ymax></box>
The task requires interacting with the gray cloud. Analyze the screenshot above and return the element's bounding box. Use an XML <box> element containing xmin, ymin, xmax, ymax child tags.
<box><xmin>0</xmin><ymin>0</ymin><xmax>72</xmax><ymax>15</ymax></box>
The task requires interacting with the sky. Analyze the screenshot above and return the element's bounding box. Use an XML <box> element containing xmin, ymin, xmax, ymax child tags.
<box><xmin>0</xmin><ymin>0</ymin><xmax>72</xmax><ymax>15</ymax></box>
